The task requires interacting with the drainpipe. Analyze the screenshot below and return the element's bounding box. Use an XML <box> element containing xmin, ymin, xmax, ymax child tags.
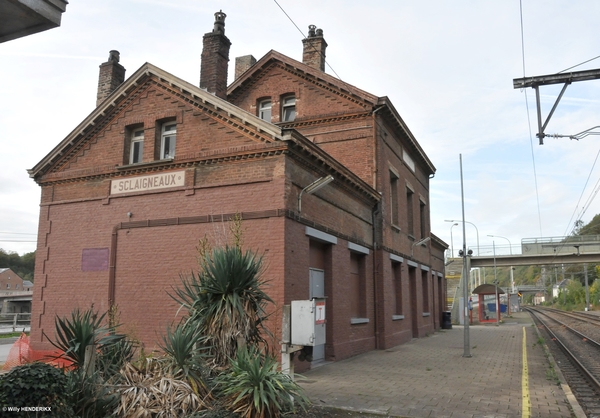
<box><xmin>371</xmin><ymin>105</ymin><xmax>383</xmax><ymax>349</ymax></box>
<box><xmin>372</xmin><ymin>201</ymin><xmax>381</xmax><ymax>349</ymax></box>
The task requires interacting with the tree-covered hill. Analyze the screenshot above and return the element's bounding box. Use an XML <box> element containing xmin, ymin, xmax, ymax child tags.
<box><xmin>0</xmin><ymin>249</ymin><xmax>35</xmax><ymax>281</ymax></box>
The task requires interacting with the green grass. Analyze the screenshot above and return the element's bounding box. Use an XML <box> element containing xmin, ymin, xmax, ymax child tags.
<box><xmin>0</xmin><ymin>332</ymin><xmax>28</xmax><ymax>339</ymax></box>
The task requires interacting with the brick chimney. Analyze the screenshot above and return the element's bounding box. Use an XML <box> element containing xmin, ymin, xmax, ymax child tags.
<box><xmin>235</xmin><ymin>55</ymin><xmax>256</xmax><ymax>80</ymax></box>
<box><xmin>96</xmin><ymin>50</ymin><xmax>126</xmax><ymax>106</ymax></box>
<box><xmin>302</xmin><ymin>25</ymin><xmax>327</xmax><ymax>72</ymax></box>
<box><xmin>200</xmin><ymin>10</ymin><xmax>231</xmax><ymax>99</ymax></box>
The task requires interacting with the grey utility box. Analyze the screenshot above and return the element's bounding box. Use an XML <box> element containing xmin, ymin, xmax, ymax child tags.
<box><xmin>291</xmin><ymin>299</ymin><xmax>326</xmax><ymax>346</ymax></box>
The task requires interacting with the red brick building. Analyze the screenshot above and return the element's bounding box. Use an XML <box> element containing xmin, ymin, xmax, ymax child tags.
<box><xmin>0</xmin><ymin>268</ymin><xmax>30</xmax><ymax>292</ymax></box>
<box><xmin>28</xmin><ymin>12</ymin><xmax>447</xmax><ymax>365</ymax></box>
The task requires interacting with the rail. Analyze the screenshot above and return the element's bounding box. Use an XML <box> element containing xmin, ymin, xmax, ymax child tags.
<box><xmin>0</xmin><ymin>313</ymin><xmax>31</xmax><ymax>332</ymax></box>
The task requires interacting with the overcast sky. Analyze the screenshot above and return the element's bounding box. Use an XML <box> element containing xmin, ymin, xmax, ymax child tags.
<box><xmin>2</xmin><ymin>0</ymin><xmax>600</xmax><ymax>258</ymax></box>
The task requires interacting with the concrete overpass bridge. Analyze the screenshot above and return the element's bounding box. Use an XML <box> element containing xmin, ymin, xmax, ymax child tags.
<box><xmin>468</xmin><ymin>251</ymin><xmax>600</xmax><ymax>268</ymax></box>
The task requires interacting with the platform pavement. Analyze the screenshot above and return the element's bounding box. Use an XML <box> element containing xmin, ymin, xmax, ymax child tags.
<box><xmin>300</xmin><ymin>312</ymin><xmax>585</xmax><ymax>418</ymax></box>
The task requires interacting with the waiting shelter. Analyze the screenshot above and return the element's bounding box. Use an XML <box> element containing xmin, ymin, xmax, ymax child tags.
<box><xmin>472</xmin><ymin>284</ymin><xmax>505</xmax><ymax>324</ymax></box>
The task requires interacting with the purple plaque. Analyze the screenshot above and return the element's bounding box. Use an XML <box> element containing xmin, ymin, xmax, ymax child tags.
<box><xmin>82</xmin><ymin>248</ymin><xmax>109</xmax><ymax>271</ymax></box>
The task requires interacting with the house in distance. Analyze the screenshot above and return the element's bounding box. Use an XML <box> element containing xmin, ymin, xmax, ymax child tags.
<box><xmin>28</xmin><ymin>11</ymin><xmax>448</xmax><ymax>367</ymax></box>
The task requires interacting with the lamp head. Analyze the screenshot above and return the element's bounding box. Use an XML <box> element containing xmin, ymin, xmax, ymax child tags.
<box><xmin>303</xmin><ymin>175</ymin><xmax>334</xmax><ymax>195</ymax></box>
<box><xmin>413</xmin><ymin>236</ymin><xmax>431</xmax><ymax>247</ymax></box>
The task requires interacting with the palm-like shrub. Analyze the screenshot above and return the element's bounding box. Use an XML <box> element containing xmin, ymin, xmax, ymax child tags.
<box><xmin>158</xmin><ymin>322</ymin><xmax>211</xmax><ymax>398</ymax></box>
<box><xmin>48</xmin><ymin>307</ymin><xmax>126</xmax><ymax>370</ymax></box>
<box><xmin>172</xmin><ymin>245</ymin><xmax>273</xmax><ymax>367</ymax></box>
<box><xmin>65</xmin><ymin>368</ymin><xmax>120</xmax><ymax>418</ymax></box>
<box><xmin>116</xmin><ymin>359</ymin><xmax>206</xmax><ymax>417</ymax></box>
<box><xmin>217</xmin><ymin>346</ymin><xmax>307</xmax><ymax>418</ymax></box>
<box><xmin>47</xmin><ymin>307</ymin><xmax>133</xmax><ymax>417</ymax></box>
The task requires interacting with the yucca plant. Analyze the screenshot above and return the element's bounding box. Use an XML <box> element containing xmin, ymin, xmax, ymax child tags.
<box><xmin>171</xmin><ymin>245</ymin><xmax>273</xmax><ymax>367</ymax></box>
<box><xmin>116</xmin><ymin>358</ymin><xmax>206</xmax><ymax>417</ymax></box>
<box><xmin>158</xmin><ymin>322</ymin><xmax>212</xmax><ymax>398</ymax></box>
<box><xmin>217</xmin><ymin>346</ymin><xmax>308</xmax><ymax>418</ymax></box>
<box><xmin>64</xmin><ymin>368</ymin><xmax>119</xmax><ymax>418</ymax></box>
<box><xmin>97</xmin><ymin>337</ymin><xmax>135</xmax><ymax>378</ymax></box>
<box><xmin>47</xmin><ymin>307</ymin><xmax>126</xmax><ymax>370</ymax></box>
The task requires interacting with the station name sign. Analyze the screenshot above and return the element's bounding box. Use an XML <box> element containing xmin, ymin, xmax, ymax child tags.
<box><xmin>111</xmin><ymin>170</ymin><xmax>185</xmax><ymax>195</ymax></box>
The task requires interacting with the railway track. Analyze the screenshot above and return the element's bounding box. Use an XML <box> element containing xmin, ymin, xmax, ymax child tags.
<box><xmin>526</xmin><ymin>307</ymin><xmax>600</xmax><ymax>417</ymax></box>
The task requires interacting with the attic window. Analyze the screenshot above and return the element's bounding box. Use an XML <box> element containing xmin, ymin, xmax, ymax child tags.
<box><xmin>130</xmin><ymin>129</ymin><xmax>144</xmax><ymax>164</ymax></box>
<box><xmin>161</xmin><ymin>123</ymin><xmax>177</xmax><ymax>159</ymax></box>
<box><xmin>281</xmin><ymin>95</ymin><xmax>296</xmax><ymax>122</ymax></box>
<box><xmin>258</xmin><ymin>99</ymin><xmax>272</xmax><ymax>122</ymax></box>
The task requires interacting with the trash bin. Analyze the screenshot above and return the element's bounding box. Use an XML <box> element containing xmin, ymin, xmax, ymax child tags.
<box><xmin>442</xmin><ymin>311</ymin><xmax>452</xmax><ymax>329</ymax></box>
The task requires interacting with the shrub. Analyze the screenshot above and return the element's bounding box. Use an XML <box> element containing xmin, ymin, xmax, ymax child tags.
<box><xmin>217</xmin><ymin>346</ymin><xmax>308</xmax><ymax>418</ymax></box>
<box><xmin>46</xmin><ymin>306</ymin><xmax>134</xmax><ymax>417</ymax></box>
<box><xmin>172</xmin><ymin>245</ymin><xmax>273</xmax><ymax>368</ymax></box>
<box><xmin>116</xmin><ymin>359</ymin><xmax>206</xmax><ymax>417</ymax></box>
<box><xmin>158</xmin><ymin>322</ymin><xmax>212</xmax><ymax>398</ymax></box>
<box><xmin>48</xmin><ymin>306</ymin><xmax>126</xmax><ymax>370</ymax></box>
<box><xmin>64</xmin><ymin>368</ymin><xmax>119</xmax><ymax>418</ymax></box>
<box><xmin>0</xmin><ymin>362</ymin><xmax>73</xmax><ymax>415</ymax></box>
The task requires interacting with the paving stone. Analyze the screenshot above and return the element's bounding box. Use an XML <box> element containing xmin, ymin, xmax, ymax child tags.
<box><xmin>300</xmin><ymin>312</ymin><xmax>577</xmax><ymax>417</ymax></box>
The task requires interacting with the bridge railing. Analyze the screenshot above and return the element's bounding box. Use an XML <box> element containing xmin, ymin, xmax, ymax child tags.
<box><xmin>0</xmin><ymin>313</ymin><xmax>31</xmax><ymax>332</ymax></box>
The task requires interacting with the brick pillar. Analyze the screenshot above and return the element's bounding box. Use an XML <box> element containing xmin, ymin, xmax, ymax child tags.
<box><xmin>200</xmin><ymin>10</ymin><xmax>231</xmax><ymax>99</ymax></box>
<box><xmin>96</xmin><ymin>50</ymin><xmax>125</xmax><ymax>107</ymax></box>
<box><xmin>302</xmin><ymin>25</ymin><xmax>327</xmax><ymax>72</ymax></box>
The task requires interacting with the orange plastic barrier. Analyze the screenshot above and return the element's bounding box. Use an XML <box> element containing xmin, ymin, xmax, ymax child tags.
<box><xmin>2</xmin><ymin>333</ymin><xmax>71</xmax><ymax>371</ymax></box>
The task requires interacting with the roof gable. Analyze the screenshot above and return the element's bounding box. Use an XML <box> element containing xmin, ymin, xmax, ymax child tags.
<box><xmin>29</xmin><ymin>63</ymin><xmax>285</xmax><ymax>180</ymax></box>
<box><xmin>228</xmin><ymin>50</ymin><xmax>378</xmax><ymax>109</ymax></box>
<box><xmin>27</xmin><ymin>62</ymin><xmax>380</xmax><ymax>204</ymax></box>
<box><xmin>228</xmin><ymin>50</ymin><xmax>435</xmax><ymax>175</ymax></box>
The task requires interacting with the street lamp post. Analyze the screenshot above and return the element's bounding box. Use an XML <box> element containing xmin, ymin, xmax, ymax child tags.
<box><xmin>450</xmin><ymin>223</ymin><xmax>458</xmax><ymax>258</ymax></box>
<box><xmin>492</xmin><ymin>240</ymin><xmax>499</xmax><ymax>327</ymax></box>
<box><xmin>488</xmin><ymin>234</ymin><xmax>513</xmax><ymax>311</ymax></box>
<box><xmin>445</xmin><ymin>219</ymin><xmax>480</xmax><ymax>255</ymax></box>
<box><xmin>487</xmin><ymin>234</ymin><xmax>512</xmax><ymax>255</ymax></box>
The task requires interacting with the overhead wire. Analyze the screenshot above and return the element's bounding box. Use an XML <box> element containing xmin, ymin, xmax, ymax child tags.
<box><xmin>273</xmin><ymin>0</ymin><xmax>344</xmax><ymax>82</ymax></box>
<box><xmin>519</xmin><ymin>1</ymin><xmax>600</xmax><ymax>248</ymax></box>
<box><xmin>559</xmin><ymin>54</ymin><xmax>600</xmax><ymax>73</ymax></box>
<box><xmin>517</xmin><ymin>1</ymin><xmax>600</xmax><ymax>247</ymax></box>
<box><xmin>519</xmin><ymin>0</ymin><xmax>544</xmax><ymax>238</ymax></box>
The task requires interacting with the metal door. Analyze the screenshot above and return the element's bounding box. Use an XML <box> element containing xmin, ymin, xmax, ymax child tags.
<box><xmin>309</xmin><ymin>268</ymin><xmax>325</xmax><ymax>362</ymax></box>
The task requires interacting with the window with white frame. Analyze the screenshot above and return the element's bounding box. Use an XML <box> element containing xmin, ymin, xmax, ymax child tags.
<box><xmin>258</xmin><ymin>99</ymin><xmax>272</xmax><ymax>121</ymax></box>
<box><xmin>281</xmin><ymin>95</ymin><xmax>296</xmax><ymax>122</ymax></box>
<box><xmin>160</xmin><ymin>122</ymin><xmax>177</xmax><ymax>159</ymax></box>
<box><xmin>130</xmin><ymin>129</ymin><xmax>144</xmax><ymax>164</ymax></box>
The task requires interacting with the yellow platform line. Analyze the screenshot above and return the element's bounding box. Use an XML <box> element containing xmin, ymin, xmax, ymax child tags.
<box><xmin>522</xmin><ymin>326</ymin><xmax>531</xmax><ymax>417</ymax></box>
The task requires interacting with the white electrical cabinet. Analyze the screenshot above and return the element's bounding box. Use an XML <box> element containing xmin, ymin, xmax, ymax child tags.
<box><xmin>291</xmin><ymin>299</ymin><xmax>326</xmax><ymax>346</ymax></box>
